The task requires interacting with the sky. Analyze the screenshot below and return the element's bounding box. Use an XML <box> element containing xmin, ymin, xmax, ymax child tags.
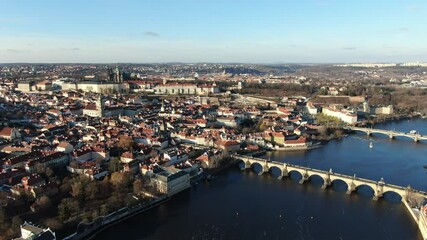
<box><xmin>1</xmin><ymin>0</ymin><xmax>427</xmax><ymax>63</ymax></box>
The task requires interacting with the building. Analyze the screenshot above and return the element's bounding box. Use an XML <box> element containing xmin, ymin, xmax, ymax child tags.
<box><xmin>307</xmin><ymin>102</ymin><xmax>319</xmax><ymax>115</ymax></box>
<box><xmin>153</xmin><ymin>83</ymin><xmax>219</xmax><ymax>95</ymax></box>
<box><xmin>322</xmin><ymin>105</ymin><xmax>357</xmax><ymax>124</ymax></box>
<box><xmin>83</xmin><ymin>96</ymin><xmax>105</xmax><ymax>117</ymax></box>
<box><xmin>35</xmin><ymin>81</ymin><xmax>52</xmax><ymax>91</ymax></box>
<box><xmin>0</xmin><ymin>127</ymin><xmax>22</xmax><ymax>142</ymax></box>
<box><xmin>362</xmin><ymin>102</ymin><xmax>394</xmax><ymax>115</ymax></box>
<box><xmin>149</xmin><ymin>167</ymin><xmax>190</xmax><ymax>196</ymax></box>
<box><xmin>16</xmin><ymin>81</ymin><xmax>34</xmax><ymax>92</ymax></box>
<box><xmin>62</xmin><ymin>81</ymin><xmax>129</xmax><ymax>94</ymax></box>
<box><xmin>372</xmin><ymin>105</ymin><xmax>393</xmax><ymax>115</ymax></box>
<box><xmin>60</xmin><ymin>67</ymin><xmax>129</xmax><ymax>93</ymax></box>
<box><xmin>15</xmin><ymin>221</ymin><xmax>56</xmax><ymax>240</ymax></box>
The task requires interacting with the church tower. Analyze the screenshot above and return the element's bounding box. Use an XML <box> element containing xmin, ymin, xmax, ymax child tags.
<box><xmin>363</xmin><ymin>101</ymin><xmax>370</xmax><ymax>114</ymax></box>
<box><xmin>96</xmin><ymin>95</ymin><xmax>105</xmax><ymax>117</ymax></box>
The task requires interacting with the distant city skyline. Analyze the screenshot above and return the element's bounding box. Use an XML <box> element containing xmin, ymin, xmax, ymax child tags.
<box><xmin>1</xmin><ymin>0</ymin><xmax>427</xmax><ymax>63</ymax></box>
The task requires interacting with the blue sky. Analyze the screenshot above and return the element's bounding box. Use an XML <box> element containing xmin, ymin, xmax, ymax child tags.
<box><xmin>1</xmin><ymin>0</ymin><xmax>427</xmax><ymax>63</ymax></box>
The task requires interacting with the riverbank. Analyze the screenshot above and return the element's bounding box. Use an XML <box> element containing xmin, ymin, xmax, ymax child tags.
<box><xmin>356</xmin><ymin>113</ymin><xmax>421</xmax><ymax>127</ymax></box>
<box><xmin>63</xmin><ymin>196</ymin><xmax>170</xmax><ymax>240</ymax></box>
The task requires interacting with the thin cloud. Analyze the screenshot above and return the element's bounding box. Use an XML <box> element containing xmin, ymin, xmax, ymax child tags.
<box><xmin>406</xmin><ymin>4</ymin><xmax>421</xmax><ymax>12</ymax></box>
<box><xmin>342</xmin><ymin>47</ymin><xmax>357</xmax><ymax>50</ymax></box>
<box><xmin>143</xmin><ymin>31</ymin><xmax>159</xmax><ymax>37</ymax></box>
<box><xmin>59</xmin><ymin>48</ymin><xmax>81</xmax><ymax>51</ymax></box>
<box><xmin>0</xmin><ymin>17</ymin><xmax>25</xmax><ymax>23</ymax></box>
<box><xmin>399</xmin><ymin>27</ymin><xmax>410</xmax><ymax>32</ymax></box>
<box><xmin>315</xmin><ymin>0</ymin><xmax>330</xmax><ymax>7</ymax></box>
<box><xmin>7</xmin><ymin>49</ymin><xmax>31</xmax><ymax>53</ymax></box>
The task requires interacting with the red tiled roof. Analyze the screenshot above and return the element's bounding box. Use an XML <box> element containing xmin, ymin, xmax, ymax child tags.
<box><xmin>0</xmin><ymin>127</ymin><xmax>13</xmax><ymax>136</ymax></box>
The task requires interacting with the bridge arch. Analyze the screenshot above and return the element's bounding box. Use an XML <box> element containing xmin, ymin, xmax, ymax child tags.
<box><xmin>354</xmin><ymin>183</ymin><xmax>375</xmax><ymax>196</ymax></box>
<box><xmin>307</xmin><ymin>173</ymin><xmax>326</xmax><ymax>185</ymax></box>
<box><xmin>288</xmin><ymin>169</ymin><xmax>304</xmax><ymax>181</ymax></box>
<box><xmin>237</xmin><ymin>159</ymin><xmax>249</xmax><ymax>170</ymax></box>
<box><xmin>268</xmin><ymin>165</ymin><xmax>283</xmax><ymax>178</ymax></box>
<box><xmin>382</xmin><ymin>190</ymin><xmax>403</xmax><ymax>200</ymax></box>
<box><xmin>330</xmin><ymin>178</ymin><xmax>350</xmax><ymax>192</ymax></box>
<box><xmin>250</xmin><ymin>162</ymin><xmax>264</xmax><ymax>174</ymax></box>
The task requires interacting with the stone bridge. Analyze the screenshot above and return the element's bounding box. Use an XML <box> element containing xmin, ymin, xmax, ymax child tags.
<box><xmin>232</xmin><ymin>154</ymin><xmax>427</xmax><ymax>201</ymax></box>
<box><xmin>347</xmin><ymin>126</ymin><xmax>427</xmax><ymax>142</ymax></box>
<box><xmin>232</xmin><ymin>154</ymin><xmax>427</xmax><ymax>239</ymax></box>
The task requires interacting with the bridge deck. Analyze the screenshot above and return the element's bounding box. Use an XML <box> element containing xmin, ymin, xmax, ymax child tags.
<box><xmin>233</xmin><ymin>154</ymin><xmax>427</xmax><ymax>195</ymax></box>
<box><xmin>348</xmin><ymin>127</ymin><xmax>427</xmax><ymax>140</ymax></box>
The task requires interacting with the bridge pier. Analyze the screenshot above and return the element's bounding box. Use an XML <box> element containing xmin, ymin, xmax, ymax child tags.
<box><xmin>372</xmin><ymin>191</ymin><xmax>383</xmax><ymax>201</ymax></box>
<box><xmin>258</xmin><ymin>166</ymin><xmax>267</xmax><ymax>175</ymax></box>
<box><xmin>257</xmin><ymin>161</ymin><xmax>269</xmax><ymax>175</ymax></box>
<box><xmin>367</xmin><ymin>131</ymin><xmax>371</xmax><ymax>136</ymax></box>
<box><xmin>373</xmin><ymin>178</ymin><xmax>385</xmax><ymax>201</ymax></box>
<box><xmin>241</xmin><ymin>161</ymin><xmax>251</xmax><ymax>170</ymax></box>
<box><xmin>346</xmin><ymin>182</ymin><xmax>356</xmax><ymax>195</ymax></box>
<box><xmin>389</xmin><ymin>134</ymin><xmax>394</xmax><ymax>139</ymax></box>
<box><xmin>280</xmin><ymin>164</ymin><xmax>289</xmax><ymax>180</ymax></box>
<box><xmin>321</xmin><ymin>169</ymin><xmax>332</xmax><ymax>189</ymax></box>
<box><xmin>321</xmin><ymin>178</ymin><xmax>331</xmax><ymax>189</ymax></box>
<box><xmin>299</xmin><ymin>170</ymin><xmax>309</xmax><ymax>184</ymax></box>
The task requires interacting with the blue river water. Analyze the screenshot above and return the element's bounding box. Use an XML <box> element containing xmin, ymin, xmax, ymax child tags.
<box><xmin>95</xmin><ymin>118</ymin><xmax>427</xmax><ymax>240</ymax></box>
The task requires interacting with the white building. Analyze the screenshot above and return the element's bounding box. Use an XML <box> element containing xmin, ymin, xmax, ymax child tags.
<box><xmin>322</xmin><ymin>106</ymin><xmax>357</xmax><ymax>124</ymax></box>
<box><xmin>153</xmin><ymin>83</ymin><xmax>219</xmax><ymax>95</ymax></box>
<box><xmin>61</xmin><ymin>81</ymin><xmax>129</xmax><ymax>93</ymax></box>
<box><xmin>150</xmin><ymin>167</ymin><xmax>190</xmax><ymax>196</ymax></box>
<box><xmin>306</xmin><ymin>102</ymin><xmax>319</xmax><ymax>115</ymax></box>
<box><xmin>16</xmin><ymin>221</ymin><xmax>56</xmax><ymax>240</ymax></box>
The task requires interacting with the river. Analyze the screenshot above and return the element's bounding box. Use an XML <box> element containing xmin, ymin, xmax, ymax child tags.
<box><xmin>95</xmin><ymin>118</ymin><xmax>427</xmax><ymax>240</ymax></box>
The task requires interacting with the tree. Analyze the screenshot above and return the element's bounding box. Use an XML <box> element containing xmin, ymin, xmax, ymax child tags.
<box><xmin>58</xmin><ymin>203</ymin><xmax>70</xmax><ymax>222</ymax></box>
<box><xmin>11</xmin><ymin>216</ymin><xmax>23</xmax><ymax>235</ymax></box>
<box><xmin>99</xmin><ymin>177</ymin><xmax>111</xmax><ymax>199</ymax></box>
<box><xmin>133</xmin><ymin>179</ymin><xmax>143</xmax><ymax>194</ymax></box>
<box><xmin>0</xmin><ymin>207</ymin><xmax>9</xmax><ymax>229</ymax></box>
<box><xmin>92</xmin><ymin>209</ymin><xmax>99</xmax><ymax>220</ymax></box>
<box><xmin>44</xmin><ymin>218</ymin><xmax>63</xmax><ymax>231</ymax></box>
<box><xmin>71</xmin><ymin>181</ymin><xmax>84</xmax><ymax>199</ymax></box>
<box><xmin>118</xmin><ymin>135</ymin><xmax>134</xmax><ymax>151</ymax></box>
<box><xmin>110</xmin><ymin>172</ymin><xmax>132</xmax><ymax>189</ymax></box>
<box><xmin>45</xmin><ymin>167</ymin><xmax>54</xmax><ymax>178</ymax></box>
<box><xmin>34</xmin><ymin>163</ymin><xmax>46</xmax><ymax>175</ymax></box>
<box><xmin>85</xmin><ymin>182</ymin><xmax>99</xmax><ymax>200</ymax></box>
<box><xmin>100</xmin><ymin>205</ymin><xmax>109</xmax><ymax>216</ymax></box>
<box><xmin>70</xmin><ymin>175</ymin><xmax>90</xmax><ymax>199</ymax></box>
<box><xmin>36</xmin><ymin>195</ymin><xmax>52</xmax><ymax>211</ymax></box>
<box><xmin>60</xmin><ymin>181</ymin><xmax>71</xmax><ymax>195</ymax></box>
<box><xmin>109</xmin><ymin>157</ymin><xmax>121</xmax><ymax>172</ymax></box>
<box><xmin>58</xmin><ymin>198</ymin><xmax>79</xmax><ymax>222</ymax></box>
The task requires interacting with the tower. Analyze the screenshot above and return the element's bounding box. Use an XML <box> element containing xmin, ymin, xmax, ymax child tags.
<box><xmin>115</xmin><ymin>66</ymin><xmax>122</xmax><ymax>83</ymax></box>
<box><xmin>160</xmin><ymin>100</ymin><xmax>165</xmax><ymax>112</ymax></box>
<box><xmin>363</xmin><ymin>101</ymin><xmax>370</xmax><ymax>113</ymax></box>
<box><xmin>96</xmin><ymin>95</ymin><xmax>105</xmax><ymax>117</ymax></box>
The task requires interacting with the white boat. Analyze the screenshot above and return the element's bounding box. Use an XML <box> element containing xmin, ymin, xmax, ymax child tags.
<box><xmin>369</xmin><ymin>142</ymin><xmax>373</xmax><ymax>148</ymax></box>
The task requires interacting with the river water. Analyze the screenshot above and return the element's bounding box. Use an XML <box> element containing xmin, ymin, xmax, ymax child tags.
<box><xmin>95</xmin><ymin>118</ymin><xmax>427</xmax><ymax>240</ymax></box>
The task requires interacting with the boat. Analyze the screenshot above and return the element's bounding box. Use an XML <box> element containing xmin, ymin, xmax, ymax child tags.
<box><xmin>369</xmin><ymin>142</ymin><xmax>373</xmax><ymax>148</ymax></box>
